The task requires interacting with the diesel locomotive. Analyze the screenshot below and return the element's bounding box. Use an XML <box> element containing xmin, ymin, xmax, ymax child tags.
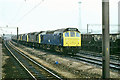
<box><xmin>12</xmin><ymin>28</ymin><xmax>81</xmax><ymax>54</ymax></box>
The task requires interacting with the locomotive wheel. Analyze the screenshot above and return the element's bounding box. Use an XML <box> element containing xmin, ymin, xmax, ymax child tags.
<box><xmin>50</xmin><ymin>46</ymin><xmax>54</xmax><ymax>51</ymax></box>
<box><xmin>72</xmin><ymin>51</ymin><xmax>77</xmax><ymax>55</ymax></box>
<box><xmin>60</xmin><ymin>47</ymin><xmax>63</xmax><ymax>52</ymax></box>
<box><xmin>63</xmin><ymin>48</ymin><xmax>68</xmax><ymax>54</ymax></box>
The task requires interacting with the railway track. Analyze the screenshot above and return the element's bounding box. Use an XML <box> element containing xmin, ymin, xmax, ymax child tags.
<box><xmin>10</xmin><ymin>41</ymin><xmax>120</xmax><ymax>71</ymax></box>
<box><xmin>78</xmin><ymin>50</ymin><xmax>120</xmax><ymax>61</ymax></box>
<box><xmin>72</xmin><ymin>53</ymin><xmax>120</xmax><ymax>70</ymax></box>
<box><xmin>4</xmin><ymin>41</ymin><xmax>62</xmax><ymax>80</ymax></box>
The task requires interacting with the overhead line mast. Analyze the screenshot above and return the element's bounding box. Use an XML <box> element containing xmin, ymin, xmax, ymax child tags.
<box><xmin>102</xmin><ymin>0</ymin><xmax>110</xmax><ymax>78</ymax></box>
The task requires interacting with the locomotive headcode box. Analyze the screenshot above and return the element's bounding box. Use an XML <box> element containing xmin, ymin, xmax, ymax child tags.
<box><xmin>66</xmin><ymin>28</ymin><xmax>79</xmax><ymax>32</ymax></box>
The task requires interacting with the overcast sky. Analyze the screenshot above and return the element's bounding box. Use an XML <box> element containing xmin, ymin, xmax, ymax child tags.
<box><xmin>0</xmin><ymin>0</ymin><xmax>120</xmax><ymax>35</ymax></box>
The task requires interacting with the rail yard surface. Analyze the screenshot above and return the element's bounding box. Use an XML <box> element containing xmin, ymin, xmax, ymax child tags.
<box><xmin>2</xmin><ymin>42</ymin><xmax>32</xmax><ymax>79</ymax></box>
<box><xmin>9</xmin><ymin>41</ymin><xmax>120</xmax><ymax>78</ymax></box>
<box><xmin>2</xmin><ymin>41</ymin><xmax>62</xmax><ymax>79</ymax></box>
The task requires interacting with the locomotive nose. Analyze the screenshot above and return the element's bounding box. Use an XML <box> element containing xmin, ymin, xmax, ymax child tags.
<box><xmin>65</xmin><ymin>38</ymin><xmax>80</xmax><ymax>46</ymax></box>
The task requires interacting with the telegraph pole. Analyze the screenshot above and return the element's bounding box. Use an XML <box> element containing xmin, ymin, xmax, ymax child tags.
<box><xmin>102</xmin><ymin>0</ymin><xmax>110</xmax><ymax>78</ymax></box>
<box><xmin>87</xmin><ymin>24</ymin><xmax>89</xmax><ymax>34</ymax></box>
<box><xmin>17</xmin><ymin>27</ymin><xmax>18</xmax><ymax>44</ymax></box>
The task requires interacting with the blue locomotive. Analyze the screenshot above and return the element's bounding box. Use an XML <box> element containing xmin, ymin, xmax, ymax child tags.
<box><xmin>12</xmin><ymin>28</ymin><xmax>81</xmax><ymax>54</ymax></box>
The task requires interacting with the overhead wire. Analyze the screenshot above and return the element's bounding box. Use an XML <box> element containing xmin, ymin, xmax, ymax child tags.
<box><xmin>12</xmin><ymin>1</ymin><xmax>25</xmax><ymax>23</ymax></box>
<box><xmin>15</xmin><ymin>0</ymin><xmax>44</xmax><ymax>24</ymax></box>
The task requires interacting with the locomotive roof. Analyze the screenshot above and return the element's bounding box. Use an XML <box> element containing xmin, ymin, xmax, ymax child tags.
<box><xmin>18</xmin><ymin>28</ymin><xmax>79</xmax><ymax>35</ymax></box>
<box><xmin>35</xmin><ymin>31</ymin><xmax>44</xmax><ymax>36</ymax></box>
<box><xmin>44</xmin><ymin>28</ymin><xmax>79</xmax><ymax>34</ymax></box>
<box><xmin>55</xmin><ymin>28</ymin><xmax>79</xmax><ymax>32</ymax></box>
<box><xmin>27</xmin><ymin>31</ymin><xmax>44</xmax><ymax>35</ymax></box>
<box><xmin>21</xmin><ymin>33</ymin><xmax>29</xmax><ymax>35</ymax></box>
<box><xmin>28</xmin><ymin>32</ymin><xmax>38</xmax><ymax>35</ymax></box>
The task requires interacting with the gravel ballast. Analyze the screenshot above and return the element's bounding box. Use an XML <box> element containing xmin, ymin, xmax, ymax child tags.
<box><xmin>10</xmin><ymin>41</ymin><xmax>120</xmax><ymax>78</ymax></box>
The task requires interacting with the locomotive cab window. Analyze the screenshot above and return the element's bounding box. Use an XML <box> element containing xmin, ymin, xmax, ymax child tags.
<box><xmin>65</xmin><ymin>32</ymin><xmax>69</xmax><ymax>37</ymax></box>
<box><xmin>70</xmin><ymin>32</ymin><xmax>75</xmax><ymax>37</ymax></box>
<box><xmin>76</xmin><ymin>32</ymin><xmax>80</xmax><ymax>37</ymax></box>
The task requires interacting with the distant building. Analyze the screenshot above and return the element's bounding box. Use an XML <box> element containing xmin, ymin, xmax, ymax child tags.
<box><xmin>118</xmin><ymin>1</ymin><xmax>120</xmax><ymax>33</ymax></box>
